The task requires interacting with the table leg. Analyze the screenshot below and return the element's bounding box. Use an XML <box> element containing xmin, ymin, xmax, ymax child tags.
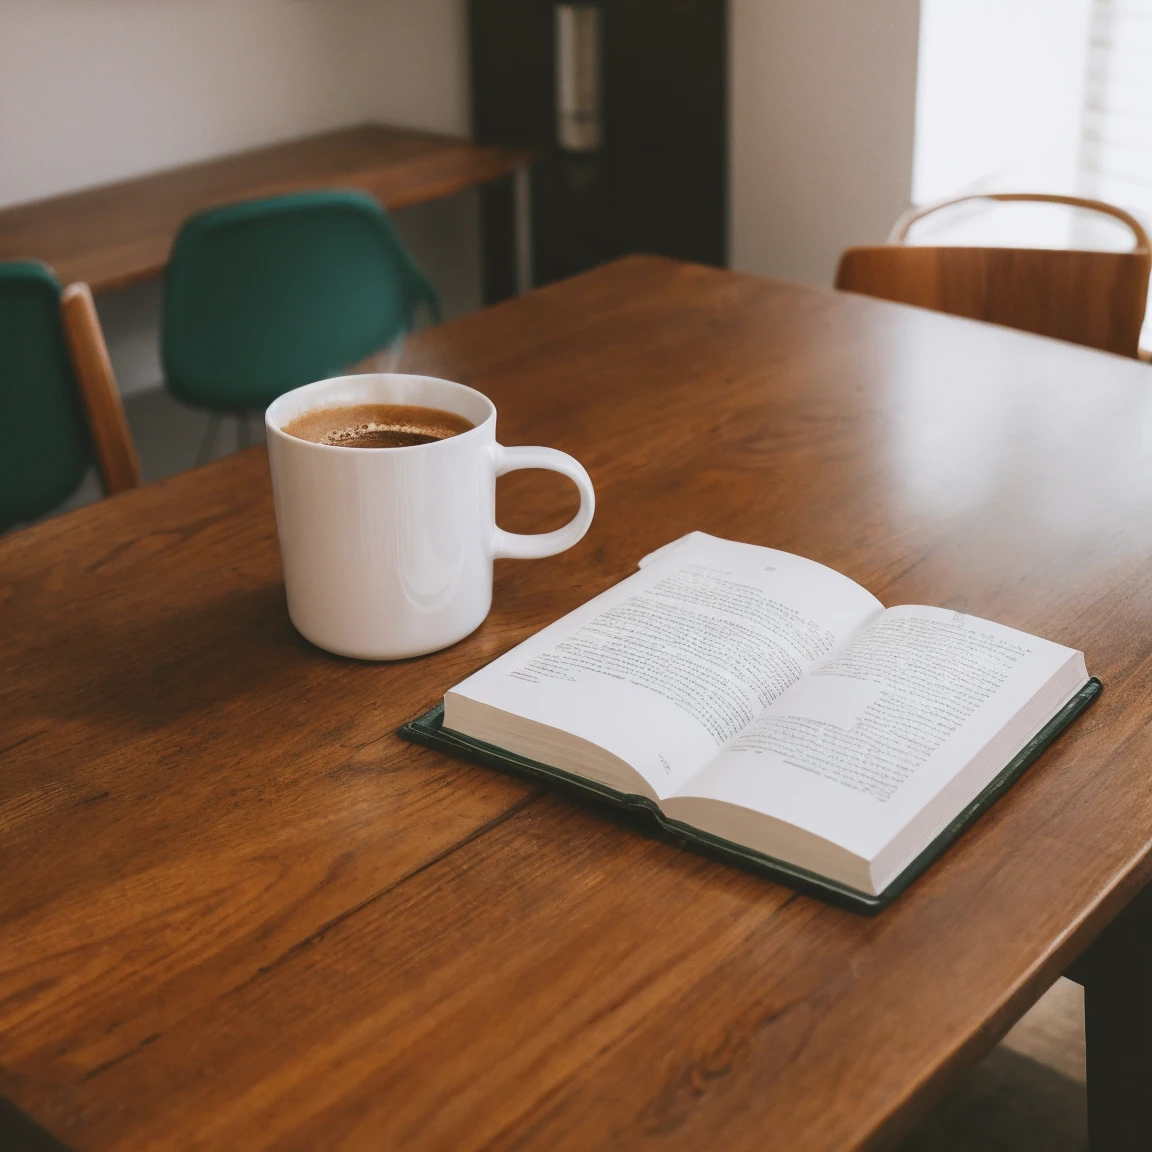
<box><xmin>513</xmin><ymin>166</ymin><xmax>533</xmax><ymax>295</ymax></box>
<box><xmin>1078</xmin><ymin>881</ymin><xmax>1152</xmax><ymax>1149</ymax></box>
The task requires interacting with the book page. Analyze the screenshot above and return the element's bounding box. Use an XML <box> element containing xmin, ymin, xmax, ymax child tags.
<box><xmin>446</xmin><ymin>533</ymin><xmax>883</xmax><ymax>798</ymax></box>
<box><xmin>670</xmin><ymin>605</ymin><xmax>1084</xmax><ymax>858</ymax></box>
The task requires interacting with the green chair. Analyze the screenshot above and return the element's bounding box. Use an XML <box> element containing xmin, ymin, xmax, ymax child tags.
<box><xmin>0</xmin><ymin>261</ymin><xmax>140</xmax><ymax>533</ymax></box>
<box><xmin>161</xmin><ymin>189</ymin><xmax>441</xmax><ymax>461</ymax></box>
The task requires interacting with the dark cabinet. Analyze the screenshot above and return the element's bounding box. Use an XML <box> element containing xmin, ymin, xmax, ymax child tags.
<box><xmin>470</xmin><ymin>0</ymin><xmax>727</xmax><ymax>301</ymax></box>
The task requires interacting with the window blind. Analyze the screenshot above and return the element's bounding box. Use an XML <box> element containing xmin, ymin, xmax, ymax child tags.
<box><xmin>1078</xmin><ymin>2</ymin><xmax>1152</xmax><ymax>223</ymax></box>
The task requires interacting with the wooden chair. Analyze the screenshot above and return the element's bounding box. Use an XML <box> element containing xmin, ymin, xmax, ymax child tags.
<box><xmin>0</xmin><ymin>261</ymin><xmax>140</xmax><ymax>532</ymax></box>
<box><xmin>835</xmin><ymin>193</ymin><xmax>1152</xmax><ymax>359</ymax></box>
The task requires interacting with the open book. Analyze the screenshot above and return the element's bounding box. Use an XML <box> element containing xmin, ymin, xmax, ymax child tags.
<box><xmin>401</xmin><ymin>533</ymin><xmax>1098</xmax><ymax>910</ymax></box>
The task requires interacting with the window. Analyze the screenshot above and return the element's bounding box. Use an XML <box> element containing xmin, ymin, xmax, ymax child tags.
<box><xmin>1080</xmin><ymin>2</ymin><xmax>1152</xmax><ymax>215</ymax></box>
<box><xmin>913</xmin><ymin>0</ymin><xmax>1152</xmax><ymax>342</ymax></box>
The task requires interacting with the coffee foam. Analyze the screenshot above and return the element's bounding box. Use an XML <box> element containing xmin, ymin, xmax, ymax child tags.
<box><xmin>282</xmin><ymin>403</ymin><xmax>474</xmax><ymax>448</ymax></box>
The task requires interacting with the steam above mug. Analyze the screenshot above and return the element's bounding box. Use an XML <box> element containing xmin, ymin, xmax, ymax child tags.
<box><xmin>266</xmin><ymin>373</ymin><xmax>595</xmax><ymax>659</ymax></box>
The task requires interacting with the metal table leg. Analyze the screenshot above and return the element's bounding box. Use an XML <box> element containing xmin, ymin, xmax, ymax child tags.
<box><xmin>513</xmin><ymin>166</ymin><xmax>533</xmax><ymax>295</ymax></box>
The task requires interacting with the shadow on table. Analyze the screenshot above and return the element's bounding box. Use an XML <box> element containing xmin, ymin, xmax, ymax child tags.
<box><xmin>17</xmin><ymin>582</ymin><xmax>322</xmax><ymax>736</ymax></box>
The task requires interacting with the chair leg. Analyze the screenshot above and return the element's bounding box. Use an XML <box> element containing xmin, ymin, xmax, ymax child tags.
<box><xmin>197</xmin><ymin>415</ymin><xmax>221</xmax><ymax>466</ymax></box>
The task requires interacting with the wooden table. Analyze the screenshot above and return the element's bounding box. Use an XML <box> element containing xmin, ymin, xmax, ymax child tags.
<box><xmin>3</xmin><ymin>256</ymin><xmax>1152</xmax><ymax>1151</ymax></box>
<box><xmin>0</xmin><ymin>123</ymin><xmax>535</xmax><ymax>295</ymax></box>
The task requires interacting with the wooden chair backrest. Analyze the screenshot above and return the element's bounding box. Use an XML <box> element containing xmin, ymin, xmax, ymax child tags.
<box><xmin>62</xmin><ymin>282</ymin><xmax>141</xmax><ymax>495</ymax></box>
<box><xmin>836</xmin><ymin>194</ymin><xmax>1152</xmax><ymax>359</ymax></box>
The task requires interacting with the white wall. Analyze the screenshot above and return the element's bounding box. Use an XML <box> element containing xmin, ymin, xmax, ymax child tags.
<box><xmin>730</xmin><ymin>0</ymin><xmax>921</xmax><ymax>287</ymax></box>
<box><xmin>0</xmin><ymin>0</ymin><xmax>477</xmax><ymax>393</ymax></box>
<box><xmin>0</xmin><ymin>0</ymin><xmax>470</xmax><ymax>208</ymax></box>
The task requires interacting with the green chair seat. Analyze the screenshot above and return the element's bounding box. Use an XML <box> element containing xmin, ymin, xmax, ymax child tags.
<box><xmin>0</xmin><ymin>261</ymin><xmax>93</xmax><ymax>532</ymax></box>
<box><xmin>162</xmin><ymin>190</ymin><xmax>441</xmax><ymax>414</ymax></box>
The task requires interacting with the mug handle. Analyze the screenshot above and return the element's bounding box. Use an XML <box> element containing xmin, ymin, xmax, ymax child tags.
<box><xmin>491</xmin><ymin>444</ymin><xmax>596</xmax><ymax>560</ymax></box>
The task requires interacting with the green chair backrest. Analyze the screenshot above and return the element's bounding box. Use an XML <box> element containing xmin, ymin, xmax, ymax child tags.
<box><xmin>162</xmin><ymin>189</ymin><xmax>441</xmax><ymax>412</ymax></box>
<box><xmin>0</xmin><ymin>261</ymin><xmax>92</xmax><ymax>532</ymax></box>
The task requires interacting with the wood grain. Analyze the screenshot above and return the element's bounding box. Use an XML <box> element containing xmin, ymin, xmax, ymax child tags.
<box><xmin>60</xmin><ymin>283</ymin><xmax>141</xmax><ymax>494</ymax></box>
<box><xmin>4</xmin><ymin>256</ymin><xmax>1152</xmax><ymax>1150</ymax></box>
<box><xmin>836</xmin><ymin>243</ymin><xmax>1152</xmax><ymax>359</ymax></box>
<box><xmin>0</xmin><ymin>124</ymin><xmax>534</xmax><ymax>294</ymax></box>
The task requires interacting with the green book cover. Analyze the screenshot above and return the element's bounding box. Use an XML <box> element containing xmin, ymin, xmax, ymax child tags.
<box><xmin>398</xmin><ymin>677</ymin><xmax>1101</xmax><ymax>915</ymax></box>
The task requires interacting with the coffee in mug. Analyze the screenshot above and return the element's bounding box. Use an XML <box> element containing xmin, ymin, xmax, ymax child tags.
<box><xmin>265</xmin><ymin>374</ymin><xmax>595</xmax><ymax>660</ymax></box>
<box><xmin>282</xmin><ymin>403</ymin><xmax>474</xmax><ymax>449</ymax></box>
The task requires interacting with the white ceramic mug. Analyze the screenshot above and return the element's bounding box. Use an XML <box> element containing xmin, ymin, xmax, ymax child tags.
<box><xmin>265</xmin><ymin>373</ymin><xmax>595</xmax><ymax>660</ymax></box>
